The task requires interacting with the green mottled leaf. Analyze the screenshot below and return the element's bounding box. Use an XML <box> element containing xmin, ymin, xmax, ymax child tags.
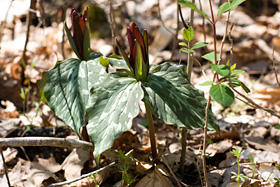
<box><xmin>180</xmin><ymin>48</ymin><xmax>195</xmax><ymax>54</ymax></box>
<box><xmin>275</xmin><ymin>125</ymin><xmax>280</xmax><ymax>130</ymax></box>
<box><xmin>202</xmin><ymin>51</ymin><xmax>219</xmax><ymax>63</ymax></box>
<box><xmin>44</xmin><ymin>58</ymin><xmax>84</xmax><ymax>137</ymax></box>
<box><xmin>218</xmin><ymin>0</ymin><xmax>246</xmax><ymax>16</ymax></box>
<box><xmin>210</xmin><ymin>64</ymin><xmax>230</xmax><ymax>76</ymax></box>
<box><xmin>199</xmin><ymin>81</ymin><xmax>214</xmax><ymax>86</ymax></box>
<box><xmin>192</xmin><ymin>41</ymin><xmax>208</xmax><ymax>49</ymax></box>
<box><xmin>78</xmin><ymin>57</ymin><xmax>107</xmax><ymax>109</ymax></box>
<box><xmin>178</xmin><ymin>0</ymin><xmax>209</xmax><ymax>19</ymax></box>
<box><xmin>210</xmin><ymin>84</ymin><xmax>234</xmax><ymax>107</ymax></box>
<box><xmin>43</xmin><ymin>53</ymin><xmax>106</xmax><ymax>138</ymax></box>
<box><xmin>143</xmin><ymin>62</ymin><xmax>219</xmax><ymax>131</ymax></box>
<box><xmin>183</xmin><ymin>27</ymin><xmax>194</xmax><ymax>42</ymax></box>
<box><xmin>87</xmin><ymin>76</ymin><xmax>144</xmax><ymax>158</ymax></box>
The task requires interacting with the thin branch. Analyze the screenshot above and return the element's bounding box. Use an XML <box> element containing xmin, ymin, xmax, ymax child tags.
<box><xmin>49</xmin><ymin>161</ymin><xmax>115</xmax><ymax>187</ymax></box>
<box><xmin>108</xmin><ymin>0</ymin><xmax>116</xmax><ymax>53</ymax></box>
<box><xmin>217</xmin><ymin>11</ymin><xmax>231</xmax><ymax>65</ymax></box>
<box><xmin>178</xmin><ymin>4</ymin><xmax>189</xmax><ymax>29</ymax></box>
<box><xmin>227</xmin><ymin>22</ymin><xmax>280</xmax><ymax>119</ymax></box>
<box><xmin>272</xmin><ymin>47</ymin><xmax>280</xmax><ymax>88</ymax></box>
<box><xmin>0</xmin><ymin>0</ymin><xmax>14</xmax><ymax>54</ymax></box>
<box><xmin>1</xmin><ymin>148</ymin><xmax>11</xmax><ymax>187</ymax></box>
<box><xmin>198</xmin><ymin>0</ymin><xmax>206</xmax><ymax>42</ymax></box>
<box><xmin>49</xmin><ymin>150</ymin><xmax>133</xmax><ymax>187</ymax></box>
<box><xmin>0</xmin><ymin>137</ymin><xmax>94</xmax><ymax>152</ymax></box>
<box><xmin>162</xmin><ymin>156</ymin><xmax>182</xmax><ymax>187</ymax></box>
<box><xmin>202</xmin><ymin>95</ymin><xmax>211</xmax><ymax>187</ymax></box>
<box><xmin>157</xmin><ymin>0</ymin><xmax>177</xmax><ymax>61</ymax></box>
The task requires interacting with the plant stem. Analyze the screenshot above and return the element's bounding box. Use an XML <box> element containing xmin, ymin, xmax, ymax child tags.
<box><xmin>202</xmin><ymin>95</ymin><xmax>211</xmax><ymax>187</ymax></box>
<box><xmin>144</xmin><ymin>102</ymin><xmax>158</xmax><ymax>162</ymax></box>
<box><xmin>180</xmin><ymin>0</ymin><xmax>194</xmax><ymax>174</ymax></box>
<box><xmin>237</xmin><ymin>155</ymin><xmax>240</xmax><ymax>186</ymax></box>
<box><xmin>1</xmin><ymin>148</ymin><xmax>11</xmax><ymax>187</ymax></box>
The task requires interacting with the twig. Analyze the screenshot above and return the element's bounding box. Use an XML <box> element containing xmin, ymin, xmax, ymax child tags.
<box><xmin>217</xmin><ymin>10</ymin><xmax>231</xmax><ymax>65</ymax></box>
<box><xmin>180</xmin><ymin>0</ymin><xmax>195</xmax><ymax>175</ymax></box>
<box><xmin>227</xmin><ymin>23</ymin><xmax>280</xmax><ymax>119</ymax></box>
<box><xmin>198</xmin><ymin>0</ymin><xmax>206</xmax><ymax>42</ymax></box>
<box><xmin>49</xmin><ymin>150</ymin><xmax>133</xmax><ymax>187</ymax></box>
<box><xmin>1</xmin><ymin>148</ymin><xmax>11</xmax><ymax>187</ymax></box>
<box><xmin>49</xmin><ymin>161</ymin><xmax>115</xmax><ymax>187</ymax></box>
<box><xmin>0</xmin><ymin>0</ymin><xmax>14</xmax><ymax>54</ymax></box>
<box><xmin>22</xmin><ymin>0</ymin><xmax>36</xmax><ymax>85</ymax></box>
<box><xmin>202</xmin><ymin>95</ymin><xmax>211</xmax><ymax>187</ymax></box>
<box><xmin>178</xmin><ymin>4</ymin><xmax>189</xmax><ymax>29</ymax></box>
<box><xmin>0</xmin><ymin>137</ymin><xmax>94</xmax><ymax>152</ymax></box>
<box><xmin>162</xmin><ymin>156</ymin><xmax>182</xmax><ymax>187</ymax></box>
<box><xmin>256</xmin><ymin>38</ymin><xmax>280</xmax><ymax>63</ymax></box>
<box><xmin>108</xmin><ymin>0</ymin><xmax>116</xmax><ymax>54</ymax></box>
<box><xmin>272</xmin><ymin>47</ymin><xmax>280</xmax><ymax>88</ymax></box>
<box><xmin>157</xmin><ymin>0</ymin><xmax>177</xmax><ymax>61</ymax></box>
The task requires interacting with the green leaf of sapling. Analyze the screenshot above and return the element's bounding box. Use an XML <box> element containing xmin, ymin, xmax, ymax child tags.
<box><xmin>210</xmin><ymin>84</ymin><xmax>235</xmax><ymax>107</ymax></box>
<box><xmin>275</xmin><ymin>125</ymin><xmax>280</xmax><ymax>130</ymax></box>
<box><xmin>230</xmin><ymin>63</ymin><xmax>236</xmax><ymax>71</ymax></box>
<box><xmin>239</xmin><ymin>81</ymin><xmax>250</xmax><ymax>93</ymax></box>
<box><xmin>231</xmin><ymin>69</ymin><xmax>245</xmax><ymax>75</ymax></box>
<box><xmin>199</xmin><ymin>81</ymin><xmax>214</xmax><ymax>86</ymax></box>
<box><xmin>210</xmin><ymin>64</ymin><xmax>230</xmax><ymax>76</ymax></box>
<box><xmin>202</xmin><ymin>51</ymin><xmax>220</xmax><ymax>63</ymax></box>
<box><xmin>178</xmin><ymin>0</ymin><xmax>209</xmax><ymax>19</ymax></box>
<box><xmin>180</xmin><ymin>48</ymin><xmax>195</xmax><ymax>54</ymax></box>
<box><xmin>179</xmin><ymin>42</ymin><xmax>188</xmax><ymax>47</ymax></box>
<box><xmin>217</xmin><ymin>0</ymin><xmax>246</xmax><ymax>16</ymax></box>
<box><xmin>182</xmin><ymin>27</ymin><xmax>194</xmax><ymax>42</ymax></box>
<box><xmin>191</xmin><ymin>41</ymin><xmax>208</xmax><ymax>49</ymax></box>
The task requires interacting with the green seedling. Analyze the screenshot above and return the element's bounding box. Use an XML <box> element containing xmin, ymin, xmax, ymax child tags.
<box><xmin>230</xmin><ymin>148</ymin><xmax>248</xmax><ymax>186</ymax></box>
<box><xmin>118</xmin><ymin>150</ymin><xmax>136</xmax><ymax>186</ymax></box>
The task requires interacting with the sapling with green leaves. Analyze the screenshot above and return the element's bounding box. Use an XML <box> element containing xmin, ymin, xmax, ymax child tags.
<box><xmin>230</xmin><ymin>148</ymin><xmax>248</xmax><ymax>186</ymax></box>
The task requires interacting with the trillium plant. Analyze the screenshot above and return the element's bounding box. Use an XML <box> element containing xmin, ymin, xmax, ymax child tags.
<box><xmin>39</xmin><ymin>8</ymin><xmax>219</xmax><ymax>161</ymax></box>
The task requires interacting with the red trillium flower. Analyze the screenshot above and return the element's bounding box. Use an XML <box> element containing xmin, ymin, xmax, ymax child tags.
<box><xmin>116</xmin><ymin>22</ymin><xmax>149</xmax><ymax>81</ymax></box>
<box><xmin>64</xmin><ymin>8</ymin><xmax>90</xmax><ymax>61</ymax></box>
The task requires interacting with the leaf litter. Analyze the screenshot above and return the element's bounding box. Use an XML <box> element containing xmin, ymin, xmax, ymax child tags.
<box><xmin>1</xmin><ymin>0</ymin><xmax>280</xmax><ymax>186</ymax></box>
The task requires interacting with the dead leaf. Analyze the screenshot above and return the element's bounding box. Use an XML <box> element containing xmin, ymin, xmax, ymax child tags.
<box><xmin>28</xmin><ymin>155</ymin><xmax>60</xmax><ymax>186</ymax></box>
<box><xmin>206</xmin><ymin>139</ymin><xmax>233</xmax><ymax>157</ymax></box>
<box><xmin>61</xmin><ymin>149</ymin><xmax>90</xmax><ymax>180</ymax></box>
<box><xmin>135</xmin><ymin>166</ymin><xmax>173</xmax><ymax>187</ymax></box>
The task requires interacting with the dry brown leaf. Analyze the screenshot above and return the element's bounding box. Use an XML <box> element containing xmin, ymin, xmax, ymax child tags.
<box><xmin>206</xmin><ymin>139</ymin><xmax>233</xmax><ymax>157</ymax></box>
<box><xmin>135</xmin><ymin>166</ymin><xmax>173</xmax><ymax>187</ymax></box>
<box><xmin>61</xmin><ymin>149</ymin><xmax>90</xmax><ymax>180</ymax></box>
<box><xmin>28</xmin><ymin>155</ymin><xmax>60</xmax><ymax>186</ymax></box>
<box><xmin>252</xmin><ymin>89</ymin><xmax>280</xmax><ymax>105</ymax></box>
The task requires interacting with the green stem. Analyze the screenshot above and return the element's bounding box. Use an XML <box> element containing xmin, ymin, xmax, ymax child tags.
<box><xmin>144</xmin><ymin>102</ymin><xmax>158</xmax><ymax>162</ymax></box>
<box><xmin>180</xmin><ymin>0</ymin><xmax>194</xmax><ymax>174</ymax></box>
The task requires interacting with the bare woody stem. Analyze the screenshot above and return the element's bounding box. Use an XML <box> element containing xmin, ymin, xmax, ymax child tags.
<box><xmin>144</xmin><ymin>102</ymin><xmax>158</xmax><ymax>162</ymax></box>
<box><xmin>0</xmin><ymin>137</ymin><xmax>94</xmax><ymax>152</ymax></box>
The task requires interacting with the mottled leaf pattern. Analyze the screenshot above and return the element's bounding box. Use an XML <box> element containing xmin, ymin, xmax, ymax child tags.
<box><xmin>78</xmin><ymin>57</ymin><xmax>107</xmax><ymax>109</ymax></box>
<box><xmin>44</xmin><ymin>58</ymin><xmax>84</xmax><ymax>136</ymax></box>
<box><xmin>86</xmin><ymin>76</ymin><xmax>144</xmax><ymax>158</ymax></box>
<box><xmin>142</xmin><ymin>62</ymin><xmax>218</xmax><ymax>131</ymax></box>
<box><xmin>43</xmin><ymin>52</ymin><xmax>106</xmax><ymax>137</ymax></box>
